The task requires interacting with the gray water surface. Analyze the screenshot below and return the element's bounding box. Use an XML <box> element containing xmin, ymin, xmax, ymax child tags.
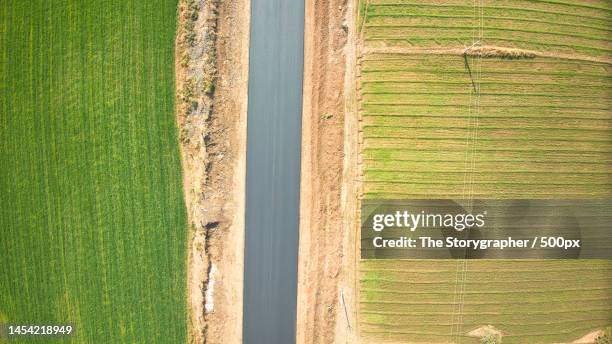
<box><xmin>243</xmin><ymin>0</ymin><xmax>305</xmax><ymax>343</ymax></box>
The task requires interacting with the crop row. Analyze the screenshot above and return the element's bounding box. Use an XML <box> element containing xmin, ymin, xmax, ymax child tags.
<box><xmin>357</xmin><ymin>2</ymin><xmax>611</xmax><ymax>343</ymax></box>
<box><xmin>358</xmin><ymin>54</ymin><xmax>610</xmax><ymax>199</ymax></box>
<box><xmin>360</xmin><ymin>0</ymin><xmax>612</xmax><ymax>57</ymax></box>
<box><xmin>360</xmin><ymin>260</ymin><xmax>612</xmax><ymax>343</ymax></box>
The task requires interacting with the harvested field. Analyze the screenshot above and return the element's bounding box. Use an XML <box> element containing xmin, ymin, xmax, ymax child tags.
<box><xmin>361</xmin><ymin>260</ymin><xmax>612</xmax><ymax>343</ymax></box>
<box><xmin>360</xmin><ymin>53</ymin><xmax>611</xmax><ymax>199</ymax></box>
<box><xmin>0</xmin><ymin>1</ymin><xmax>188</xmax><ymax>343</ymax></box>
<box><xmin>360</xmin><ymin>0</ymin><xmax>612</xmax><ymax>58</ymax></box>
<box><xmin>356</xmin><ymin>0</ymin><xmax>612</xmax><ymax>343</ymax></box>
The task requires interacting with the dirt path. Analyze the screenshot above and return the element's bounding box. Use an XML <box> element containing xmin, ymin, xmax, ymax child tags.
<box><xmin>297</xmin><ymin>0</ymin><xmax>360</xmax><ymax>343</ymax></box>
<box><xmin>175</xmin><ymin>0</ymin><xmax>249</xmax><ymax>343</ymax></box>
<box><xmin>364</xmin><ymin>45</ymin><xmax>612</xmax><ymax>65</ymax></box>
<box><xmin>337</xmin><ymin>1</ymin><xmax>360</xmax><ymax>342</ymax></box>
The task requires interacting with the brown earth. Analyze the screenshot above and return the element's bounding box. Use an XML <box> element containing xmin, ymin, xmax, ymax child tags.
<box><xmin>467</xmin><ymin>325</ymin><xmax>503</xmax><ymax>341</ymax></box>
<box><xmin>363</xmin><ymin>45</ymin><xmax>612</xmax><ymax>64</ymax></box>
<box><xmin>175</xmin><ymin>0</ymin><xmax>249</xmax><ymax>343</ymax></box>
<box><xmin>571</xmin><ymin>330</ymin><xmax>605</xmax><ymax>344</ymax></box>
<box><xmin>297</xmin><ymin>0</ymin><xmax>360</xmax><ymax>343</ymax></box>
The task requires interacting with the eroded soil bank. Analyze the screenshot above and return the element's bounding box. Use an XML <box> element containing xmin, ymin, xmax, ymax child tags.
<box><xmin>175</xmin><ymin>0</ymin><xmax>249</xmax><ymax>342</ymax></box>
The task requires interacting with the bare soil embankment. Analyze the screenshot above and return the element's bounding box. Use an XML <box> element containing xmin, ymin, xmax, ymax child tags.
<box><xmin>175</xmin><ymin>0</ymin><xmax>249</xmax><ymax>343</ymax></box>
<box><xmin>297</xmin><ymin>0</ymin><xmax>360</xmax><ymax>343</ymax></box>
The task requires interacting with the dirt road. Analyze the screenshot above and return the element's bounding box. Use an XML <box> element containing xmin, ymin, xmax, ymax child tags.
<box><xmin>297</xmin><ymin>0</ymin><xmax>360</xmax><ymax>343</ymax></box>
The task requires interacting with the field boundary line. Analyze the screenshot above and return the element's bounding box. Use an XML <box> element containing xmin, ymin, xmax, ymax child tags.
<box><xmin>362</xmin><ymin>46</ymin><xmax>612</xmax><ymax>64</ymax></box>
<box><xmin>359</xmin><ymin>0</ymin><xmax>371</xmax><ymax>40</ymax></box>
<box><xmin>365</xmin><ymin>37</ymin><xmax>612</xmax><ymax>54</ymax></box>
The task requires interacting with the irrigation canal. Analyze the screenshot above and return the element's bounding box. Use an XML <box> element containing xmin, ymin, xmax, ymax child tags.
<box><xmin>243</xmin><ymin>0</ymin><xmax>305</xmax><ymax>343</ymax></box>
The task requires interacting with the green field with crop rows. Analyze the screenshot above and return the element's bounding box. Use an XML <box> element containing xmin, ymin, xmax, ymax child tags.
<box><xmin>358</xmin><ymin>0</ymin><xmax>612</xmax><ymax>343</ymax></box>
<box><xmin>0</xmin><ymin>1</ymin><xmax>187</xmax><ymax>343</ymax></box>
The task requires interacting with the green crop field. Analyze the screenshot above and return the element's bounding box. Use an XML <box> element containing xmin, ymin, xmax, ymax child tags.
<box><xmin>357</xmin><ymin>0</ymin><xmax>612</xmax><ymax>343</ymax></box>
<box><xmin>0</xmin><ymin>1</ymin><xmax>187</xmax><ymax>343</ymax></box>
